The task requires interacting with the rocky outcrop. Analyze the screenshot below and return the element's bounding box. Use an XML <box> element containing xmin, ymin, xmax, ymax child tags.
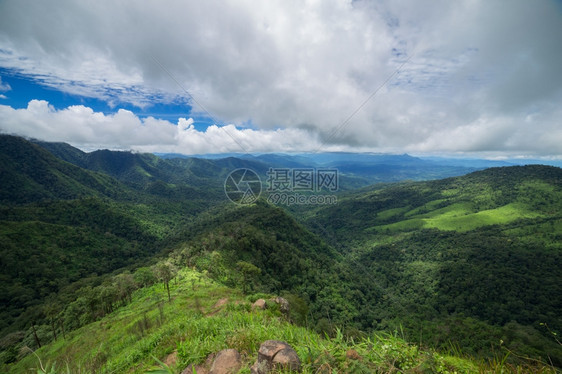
<box><xmin>271</xmin><ymin>296</ymin><xmax>290</xmax><ymax>315</ymax></box>
<box><xmin>252</xmin><ymin>298</ymin><xmax>266</xmax><ymax>310</ymax></box>
<box><xmin>181</xmin><ymin>340</ymin><xmax>300</xmax><ymax>374</ymax></box>
<box><xmin>182</xmin><ymin>349</ymin><xmax>242</xmax><ymax>374</ymax></box>
<box><xmin>210</xmin><ymin>349</ymin><xmax>242</xmax><ymax>374</ymax></box>
<box><xmin>252</xmin><ymin>296</ymin><xmax>290</xmax><ymax>315</ymax></box>
<box><xmin>251</xmin><ymin>340</ymin><xmax>301</xmax><ymax>373</ymax></box>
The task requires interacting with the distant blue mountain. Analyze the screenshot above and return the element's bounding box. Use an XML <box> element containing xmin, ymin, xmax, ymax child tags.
<box><xmin>154</xmin><ymin>151</ymin><xmax>483</xmax><ymax>185</ymax></box>
<box><xmin>419</xmin><ymin>156</ymin><xmax>514</xmax><ymax>168</ymax></box>
<box><xmin>88</xmin><ymin>149</ymin><xmax>562</xmax><ymax>188</ymax></box>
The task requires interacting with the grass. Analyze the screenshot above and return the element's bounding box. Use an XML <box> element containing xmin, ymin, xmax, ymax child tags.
<box><xmin>357</xmin><ymin>175</ymin><xmax>562</xmax><ymax>235</ymax></box>
<box><xmin>8</xmin><ymin>269</ymin><xmax>234</xmax><ymax>373</ymax></box>
<box><xmin>375</xmin><ymin>202</ymin><xmax>545</xmax><ymax>233</ymax></box>
<box><xmin>424</xmin><ymin>203</ymin><xmax>543</xmax><ymax>232</ymax></box>
<box><xmin>10</xmin><ymin>266</ymin><xmax>544</xmax><ymax>374</ymax></box>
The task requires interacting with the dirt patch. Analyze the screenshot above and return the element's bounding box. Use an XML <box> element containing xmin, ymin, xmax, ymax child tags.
<box><xmin>206</xmin><ymin>297</ymin><xmax>229</xmax><ymax>317</ymax></box>
<box><xmin>213</xmin><ymin>297</ymin><xmax>229</xmax><ymax>309</ymax></box>
<box><xmin>164</xmin><ymin>350</ymin><xmax>178</xmax><ymax>367</ymax></box>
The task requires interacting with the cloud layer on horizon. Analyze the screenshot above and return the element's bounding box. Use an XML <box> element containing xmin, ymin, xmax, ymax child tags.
<box><xmin>0</xmin><ymin>100</ymin><xmax>328</xmax><ymax>154</ymax></box>
<box><xmin>1</xmin><ymin>0</ymin><xmax>561</xmax><ymax>156</ymax></box>
<box><xmin>3</xmin><ymin>99</ymin><xmax>562</xmax><ymax>158</ymax></box>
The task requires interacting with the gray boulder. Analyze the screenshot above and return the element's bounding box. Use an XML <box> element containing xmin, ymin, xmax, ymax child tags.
<box><xmin>271</xmin><ymin>296</ymin><xmax>290</xmax><ymax>315</ymax></box>
<box><xmin>251</xmin><ymin>340</ymin><xmax>301</xmax><ymax>373</ymax></box>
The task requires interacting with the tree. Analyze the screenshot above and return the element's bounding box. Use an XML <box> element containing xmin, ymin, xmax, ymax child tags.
<box><xmin>154</xmin><ymin>262</ymin><xmax>176</xmax><ymax>302</ymax></box>
<box><xmin>30</xmin><ymin>323</ymin><xmax>41</xmax><ymax>348</ymax></box>
<box><xmin>134</xmin><ymin>266</ymin><xmax>156</xmax><ymax>287</ymax></box>
<box><xmin>43</xmin><ymin>301</ymin><xmax>61</xmax><ymax>341</ymax></box>
<box><xmin>113</xmin><ymin>272</ymin><xmax>136</xmax><ymax>304</ymax></box>
<box><xmin>99</xmin><ymin>283</ymin><xmax>118</xmax><ymax>315</ymax></box>
<box><xmin>236</xmin><ymin>261</ymin><xmax>261</xmax><ymax>294</ymax></box>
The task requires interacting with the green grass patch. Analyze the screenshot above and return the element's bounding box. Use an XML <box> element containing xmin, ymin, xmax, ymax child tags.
<box><xmin>377</xmin><ymin>202</ymin><xmax>544</xmax><ymax>233</ymax></box>
<box><xmin>424</xmin><ymin>203</ymin><xmax>543</xmax><ymax>232</ymax></box>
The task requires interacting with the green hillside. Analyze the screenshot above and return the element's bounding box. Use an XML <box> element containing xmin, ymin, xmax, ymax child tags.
<box><xmin>0</xmin><ymin>137</ymin><xmax>220</xmax><ymax>338</ymax></box>
<box><xmin>305</xmin><ymin>165</ymin><xmax>562</xmax><ymax>365</ymax></box>
<box><xmin>34</xmin><ymin>139</ymin><xmax>269</xmax><ymax>192</ymax></box>
<box><xmin>0</xmin><ymin>135</ymin><xmax>130</xmax><ymax>204</ymax></box>
<box><xmin>0</xmin><ymin>198</ymin><xmax>169</xmax><ymax>334</ymax></box>
<box><xmin>4</xmin><ymin>266</ymin><xmax>546</xmax><ymax>374</ymax></box>
<box><xmin>308</xmin><ymin>165</ymin><xmax>562</xmax><ymax>237</ymax></box>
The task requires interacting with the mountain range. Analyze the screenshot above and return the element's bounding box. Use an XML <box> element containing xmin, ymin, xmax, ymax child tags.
<box><xmin>1</xmin><ymin>134</ymin><xmax>561</xmax><ymax>372</ymax></box>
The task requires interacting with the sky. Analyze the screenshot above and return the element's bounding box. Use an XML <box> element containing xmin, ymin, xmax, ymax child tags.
<box><xmin>0</xmin><ymin>0</ymin><xmax>561</xmax><ymax>157</ymax></box>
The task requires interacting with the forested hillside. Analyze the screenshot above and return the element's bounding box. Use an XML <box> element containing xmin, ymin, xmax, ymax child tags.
<box><xmin>305</xmin><ymin>165</ymin><xmax>562</xmax><ymax>365</ymax></box>
<box><xmin>0</xmin><ymin>136</ymin><xmax>129</xmax><ymax>204</ymax></box>
<box><xmin>0</xmin><ymin>135</ymin><xmax>229</xmax><ymax>336</ymax></box>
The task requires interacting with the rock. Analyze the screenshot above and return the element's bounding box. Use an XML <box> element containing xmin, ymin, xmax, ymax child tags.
<box><xmin>272</xmin><ymin>347</ymin><xmax>300</xmax><ymax>370</ymax></box>
<box><xmin>209</xmin><ymin>349</ymin><xmax>242</xmax><ymax>374</ymax></box>
<box><xmin>250</xmin><ymin>361</ymin><xmax>260</xmax><ymax>374</ymax></box>
<box><xmin>257</xmin><ymin>340</ymin><xmax>288</xmax><ymax>367</ymax></box>
<box><xmin>252</xmin><ymin>298</ymin><xmax>266</xmax><ymax>310</ymax></box>
<box><xmin>272</xmin><ymin>296</ymin><xmax>290</xmax><ymax>315</ymax></box>
<box><xmin>252</xmin><ymin>340</ymin><xmax>301</xmax><ymax>373</ymax></box>
<box><xmin>164</xmin><ymin>350</ymin><xmax>178</xmax><ymax>367</ymax></box>
<box><xmin>346</xmin><ymin>349</ymin><xmax>361</xmax><ymax>360</ymax></box>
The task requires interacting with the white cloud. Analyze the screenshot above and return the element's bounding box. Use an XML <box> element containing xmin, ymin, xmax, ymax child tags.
<box><xmin>0</xmin><ymin>0</ymin><xmax>561</xmax><ymax>156</ymax></box>
<box><xmin>0</xmin><ymin>100</ymin><xmax>331</xmax><ymax>154</ymax></box>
